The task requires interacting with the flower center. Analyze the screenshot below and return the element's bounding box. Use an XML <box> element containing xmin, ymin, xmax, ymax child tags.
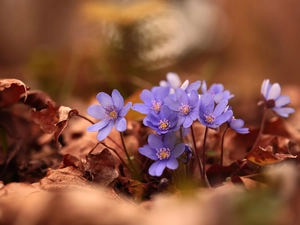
<box><xmin>151</xmin><ymin>100</ymin><xmax>162</xmax><ymax>113</ymax></box>
<box><xmin>204</xmin><ymin>113</ymin><xmax>216</xmax><ymax>124</ymax></box>
<box><xmin>158</xmin><ymin>118</ymin><xmax>170</xmax><ymax>130</ymax></box>
<box><xmin>266</xmin><ymin>99</ymin><xmax>275</xmax><ymax>109</ymax></box>
<box><xmin>106</xmin><ymin>106</ymin><xmax>118</xmax><ymax>120</ymax></box>
<box><xmin>179</xmin><ymin>104</ymin><xmax>191</xmax><ymax>115</ymax></box>
<box><xmin>156</xmin><ymin>147</ymin><xmax>171</xmax><ymax>160</ymax></box>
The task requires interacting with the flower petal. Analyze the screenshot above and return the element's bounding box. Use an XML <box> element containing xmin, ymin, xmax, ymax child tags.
<box><xmin>185</xmin><ymin>81</ymin><xmax>201</xmax><ymax>93</ymax></box>
<box><xmin>139</xmin><ymin>145</ymin><xmax>158</xmax><ymax>160</ymax></box>
<box><xmin>213</xmin><ymin>93</ymin><xmax>224</xmax><ymax>103</ymax></box>
<box><xmin>201</xmin><ymin>80</ymin><xmax>208</xmax><ymax>93</ymax></box>
<box><xmin>149</xmin><ymin>161</ymin><xmax>166</xmax><ymax>176</ymax></box>
<box><xmin>272</xmin><ymin>107</ymin><xmax>295</xmax><ymax>117</ymax></box>
<box><xmin>140</xmin><ymin>89</ymin><xmax>154</xmax><ymax>104</ymax></box>
<box><xmin>189</xmin><ymin>90</ymin><xmax>200</xmax><ymax>108</ymax></box>
<box><xmin>267</xmin><ymin>83</ymin><xmax>281</xmax><ymax>100</ymax></box>
<box><xmin>111</xmin><ymin>89</ymin><xmax>124</xmax><ymax>111</ymax></box>
<box><xmin>166</xmin><ymin>72</ymin><xmax>181</xmax><ymax>89</ymax></box>
<box><xmin>159</xmin><ymin>105</ymin><xmax>171</xmax><ymax>118</ymax></box>
<box><xmin>119</xmin><ymin>102</ymin><xmax>132</xmax><ymax>117</ymax></box>
<box><xmin>176</xmin><ymin>88</ymin><xmax>188</xmax><ymax>104</ymax></box>
<box><xmin>230</xmin><ymin>119</ymin><xmax>244</xmax><ymax>130</ymax></box>
<box><xmin>214</xmin><ymin>110</ymin><xmax>233</xmax><ymax>126</ymax></box>
<box><xmin>188</xmin><ymin>109</ymin><xmax>199</xmax><ymax>121</ymax></box>
<box><xmin>115</xmin><ymin>117</ymin><xmax>127</xmax><ymax>132</ymax></box>
<box><xmin>148</xmin><ymin>134</ymin><xmax>163</xmax><ymax>149</ymax></box>
<box><xmin>171</xmin><ymin>143</ymin><xmax>185</xmax><ymax>158</ymax></box>
<box><xmin>87</xmin><ymin>120</ymin><xmax>109</xmax><ymax>132</ymax></box>
<box><xmin>166</xmin><ymin>158</ymin><xmax>178</xmax><ymax>170</ymax></box>
<box><xmin>164</xmin><ymin>97</ymin><xmax>180</xmax><ymax>111</ymax></box>
<box><xmin>180</xmin><ymin>80</ymin><xmax>189</xmax><ymax>90</ymax></box>
<box><xmin>235</xmin><ymin>127</ymin><xmax>249</xmax><ymax>134</ymax></box>
<box><xmin>96</xmin><ymin>92</ymin><xmax>113</xmax><ymax>108</ymax></box>
<box><xmin>177</xmin><ymin>116</ymin><xmax>186</xmax><ymax>127</ymax></box>
<box><xmin>163</xmin><ymin>132</ymin><xmax>176</xmax><ymax>149</ymax></box>
<box><xmin>87</xmin><ymin>105</ymin><xmax>106</xmax><ymax>120</ymax></box>
<box><xmin>131</xmin><ymin>103</ymin><xmax>149</xmax><ymax>114</ymax></box>
<box><xmin>213</xmin><ymin>99</ymin><xmax>228</xmax><ymax>117</ymax></box>
<box><xmin>96</xmin><ymin>121</ymin><xmax>114</xmax><ymax>141</ymax></box>
<box><xmin>210</xmin><ymin>84</ymin><xmax>224</xmax><ymax>93</ymax></box>
<box><xmin>153</xmin><ymin>86</ymin><xmax>170</xmax><ymax>99</ymax></box>
<box><xmin>261</xmin><ymin>79</ymin><xmax>270</xmax><ymax>97</ymax></box>
<box><xmin>183</xmin><ymin>116</ymin><xmax>193</xmax><ymax>128</ymax></box>
<box><xmin>275</xmin><ymin>95</ymin><xmax>290</xmax><ymax>107</ymax></box>
<box><xmin>200</xmin><ymin>94</ymin><xmax>214</xmax><ymax>114</ymax></box>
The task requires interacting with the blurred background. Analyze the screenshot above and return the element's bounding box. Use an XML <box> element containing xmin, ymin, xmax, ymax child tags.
<box><xmin>1</xmin><ymin>0</ymin><xmax>300</xmax><ymax>124</ymax></box>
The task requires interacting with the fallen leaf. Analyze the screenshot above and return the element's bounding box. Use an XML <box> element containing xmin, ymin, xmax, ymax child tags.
<box><xmin>245</xmin><ymin>146</ymin><xmax>280</xmax><ymax>166</ymax></box>
<box><xmin>84</xmin><ymin>148</ymin><xmax>119</xmax><ymax>186</ymax></box>
<box><xmin>245</xmin><ymin>145</ymin><xmax>297</xmax><ymax>166</ymax></box>
<box><xmin>31</xmin><ymin>101</ymin><xmax>79</xmax><ymax>148</ymax></box>
<box><xmin>61</xmin><ymin>154</ymin><xmax>83</xmax><ymax>169</ymax></box>
<box><xmin>21</xmin><ymin>90</ymin><xmax>56</xmax><ymax>111</ymax></box>
<box><xmin>0</xmin><ymin>78</ymin><xmax>30</xmax><ymax>108</ymax></box>
<box><xmin>31</xmin><ymin>101</ymin><xmax>60</xmax><ymax>133</ymax></box>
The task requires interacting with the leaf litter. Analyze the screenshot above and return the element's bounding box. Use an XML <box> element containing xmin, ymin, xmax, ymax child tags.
<box><xmin>1</xmin><ymin>78</ymin><xmax>300</xmax><ymax>225</ymax></box>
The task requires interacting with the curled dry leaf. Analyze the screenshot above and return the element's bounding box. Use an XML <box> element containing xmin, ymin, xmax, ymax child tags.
<box><xmin>31</xmin><ymin>101</ymin><xmax>79</xmax><ymax>148</ymax></box>
<box><xmin>245</xmin><ymin>145</ymin><xmax>297</xmax><ymax>166</ymax></box>
<box><xmin>0</xmin><ymin>78</ymin><xmax>30</xmax><ymax>108</ymax></box>
<box><xmin>245</xmin><ymin>146</ymin><xmax>280</xmax><ymax>166</ymax></box>
<box><xmin>21</xmin><ymin>90</ymin><xmax>56</xmax><ymax>111</ymax></box>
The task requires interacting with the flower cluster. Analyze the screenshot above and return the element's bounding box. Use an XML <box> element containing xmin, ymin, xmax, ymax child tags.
<box><xmin>133</xmin><ymin>73</ymin><xmax>248</xmax><ymax>176</ymax></box>
<box><xmin>86</xmin><ymin>73</ymin><xmax>294</xmax><ymax>178</ymax></box>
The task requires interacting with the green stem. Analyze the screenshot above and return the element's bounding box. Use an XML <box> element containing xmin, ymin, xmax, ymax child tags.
<box><xmin>120</xmin><ymin>132</ymin><xmax>139</xmax><ymax>178</ymax></box>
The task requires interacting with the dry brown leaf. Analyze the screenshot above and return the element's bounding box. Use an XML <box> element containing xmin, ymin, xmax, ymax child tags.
<box><xmin>0</xmin><ymin>78</ymin><xmax>30</xmax><ymax>108</ymax></box>
<box><xmin>31</xmin><ymin>101</ymin><xmax>59</xmax><ymax>133</ymax></box>
<box><xmin>84</xmin><ymin>148</ymin><xmax>119</xmax><ymax>186</ymax></box>
<box><xmin>245</xmin><ymin>146</ymin><xmax>280</xmax><ymax>166</ymax></box>
<box><xmin>245</xmin><ymin>145</ymin><xmax>297</xmax><ymax>166</ymax></box>
<box><xmin>38</xmin><ymin>166</ymin><xmax>90</xmax><ymax>191</ymax></box>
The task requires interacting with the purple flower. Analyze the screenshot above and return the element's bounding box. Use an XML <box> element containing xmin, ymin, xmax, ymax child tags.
<box><xmin>87</xmin><ymin>89</ymin><xmax>132</xmax><ymax>141</ymax></box>
<box><xmin>225</xmin><ymin>106</ymin><xmax>249</xmax><ymax>134</ymax></box>
<box><xmin>201</xmin><ymin>81</ymin><xmax>234</xmax><ymax>103</ymax></box>
<box><xmin>139</xmin><ymin>132</ymin><xmax>185</xmax><ymax>176</ymax></box>
<box><xmin>261</xmin><ymin>79</ymin><xmax>295</xmax><ymax>117</ymax></box>
<box><xmin>144</xmin><ymin>105</ymin><xmax>180</xmax><ymax>135</ymax></box>
<box><xmin>228</xmin><ymin>117</ymin><xmax>249</xmax><ymax>134</ymax></box>
<box><xmin>164</xmin><ymin>88</ymin><xmax>199</xmax><ymax>128</ymax></box>
<box><xmin>131</xmin><ymin>86</ymin><xmax>170</xmax><ymax>114</ymax></box>
<box><xmin>198</xmin><ymin>94</ymin><xmax>233</xmax><ymax>129</ymax></box>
